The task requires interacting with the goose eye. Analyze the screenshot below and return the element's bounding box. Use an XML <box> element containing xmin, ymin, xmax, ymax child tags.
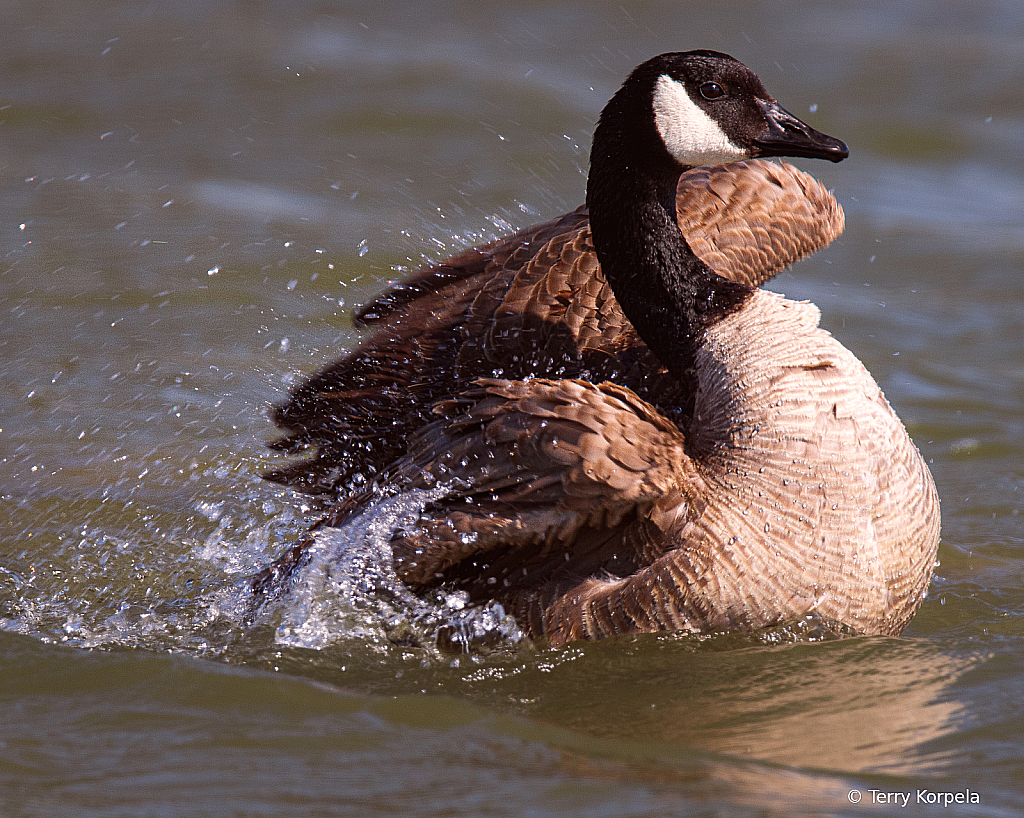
<box><xmin>699</xmin><ymin>82</ymin><xmax>724</xmax><ymax>100</ymax></box>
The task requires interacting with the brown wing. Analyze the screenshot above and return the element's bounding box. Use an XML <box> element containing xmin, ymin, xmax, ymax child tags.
<box><xmin>265</xmin><ymin>160</ymin><xmax>844</xmax><ymax>494</ymax></box>
<box><xmin>263</xmin><ymin>208</ymin><xmax>592</xmax><ymax>493</ymax></box>
<box><xmin>353</xmin><ymin>207</ymin><xmax>591</xmax><ymax>326</ymax></box>
<box><xmin>678</xmin><ymin>159</ymin><xmax>845</xmax><ymax>288</ymax></box>
<box><xmin>384</xmin><ymin>377</ymin><xmax>707</xmax><ymax>641</ymax></box>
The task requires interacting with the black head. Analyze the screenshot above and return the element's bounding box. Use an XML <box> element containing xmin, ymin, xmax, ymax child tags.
<box><xmin>602</xmin><ymin>50</ymin><xmax>848</xmax><ymax>170</ymax></box>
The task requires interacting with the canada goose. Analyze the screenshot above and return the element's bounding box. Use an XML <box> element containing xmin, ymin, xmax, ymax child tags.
<box><xmin>256</xmin><ymin>51</ymin><xmax>940</xmax><ymax>646</ymax></box>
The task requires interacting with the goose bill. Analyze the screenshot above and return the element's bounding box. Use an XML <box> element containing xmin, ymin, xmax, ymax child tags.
<box><xmin>752</xmin><ymin>99</ymin><xmax>849</xmax><ymax>163</ymax></box>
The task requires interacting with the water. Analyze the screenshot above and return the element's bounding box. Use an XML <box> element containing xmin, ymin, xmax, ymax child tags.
<box><xmin>3</xmin><ymin>1</ymin><xmax>1024</xmax><ymax>815</ymax></box>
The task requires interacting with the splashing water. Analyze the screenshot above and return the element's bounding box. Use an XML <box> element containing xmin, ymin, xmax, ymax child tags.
<box><xmin>240</xmin><ymin>489</ymin><xmax>525</xmax><ymax>654</ymax></box>
<box><xmin>1</xmin><ymin>483</ymin><xmax>524</xmax><ymax>661</ymax></box>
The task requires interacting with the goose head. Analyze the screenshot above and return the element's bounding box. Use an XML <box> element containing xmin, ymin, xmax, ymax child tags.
<box><xmin>585</xmin><ymin>51</ymin><xmax>848</xmax><ymax>392</ymax></box>
<box><xmin>645</xmin><ymin>50</ymin><xmax>848</xmax><ymax>169</ymax></box>
<box><xmin>590</xmin><ymin>51</ymin><xmax>848</xmax><ymax>191</ymax></box>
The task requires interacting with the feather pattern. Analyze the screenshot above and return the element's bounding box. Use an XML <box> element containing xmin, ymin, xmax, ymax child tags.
<box><xmin>266</xmin><ymin>160</ymin><xmax>844</xmax><ymax>495</ymax></box>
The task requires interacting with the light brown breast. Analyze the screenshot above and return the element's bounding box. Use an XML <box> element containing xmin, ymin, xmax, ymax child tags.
<box><xmin>679</xmin><ymin>290</ymin><xmax>940</xmax><ymax>635</ymax></box>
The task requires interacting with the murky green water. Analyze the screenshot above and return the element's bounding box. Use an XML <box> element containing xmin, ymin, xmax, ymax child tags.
<box><xmin>3</xmin><ymin>2</ymin><xmax>1024</xmax><ymax>816</ymax></box>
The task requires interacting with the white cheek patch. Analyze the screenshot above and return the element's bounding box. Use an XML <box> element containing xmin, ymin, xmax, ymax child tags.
<box><xmin>653</xmin><ymin>75</ymin><xmax>749</xmax><ymax>167</ymax></box>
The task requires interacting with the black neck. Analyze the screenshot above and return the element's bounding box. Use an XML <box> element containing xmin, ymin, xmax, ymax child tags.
<box><xmin>586</xmin><ymin>133</ymin><xmax>751</xmax><ymax>394</ymax></box>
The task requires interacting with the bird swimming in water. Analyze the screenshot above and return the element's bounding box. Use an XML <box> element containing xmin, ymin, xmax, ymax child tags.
<box><xmin>255</xmin><ymin>51</ymin><xmax>939</xmax><ymax>647</ymax></box>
